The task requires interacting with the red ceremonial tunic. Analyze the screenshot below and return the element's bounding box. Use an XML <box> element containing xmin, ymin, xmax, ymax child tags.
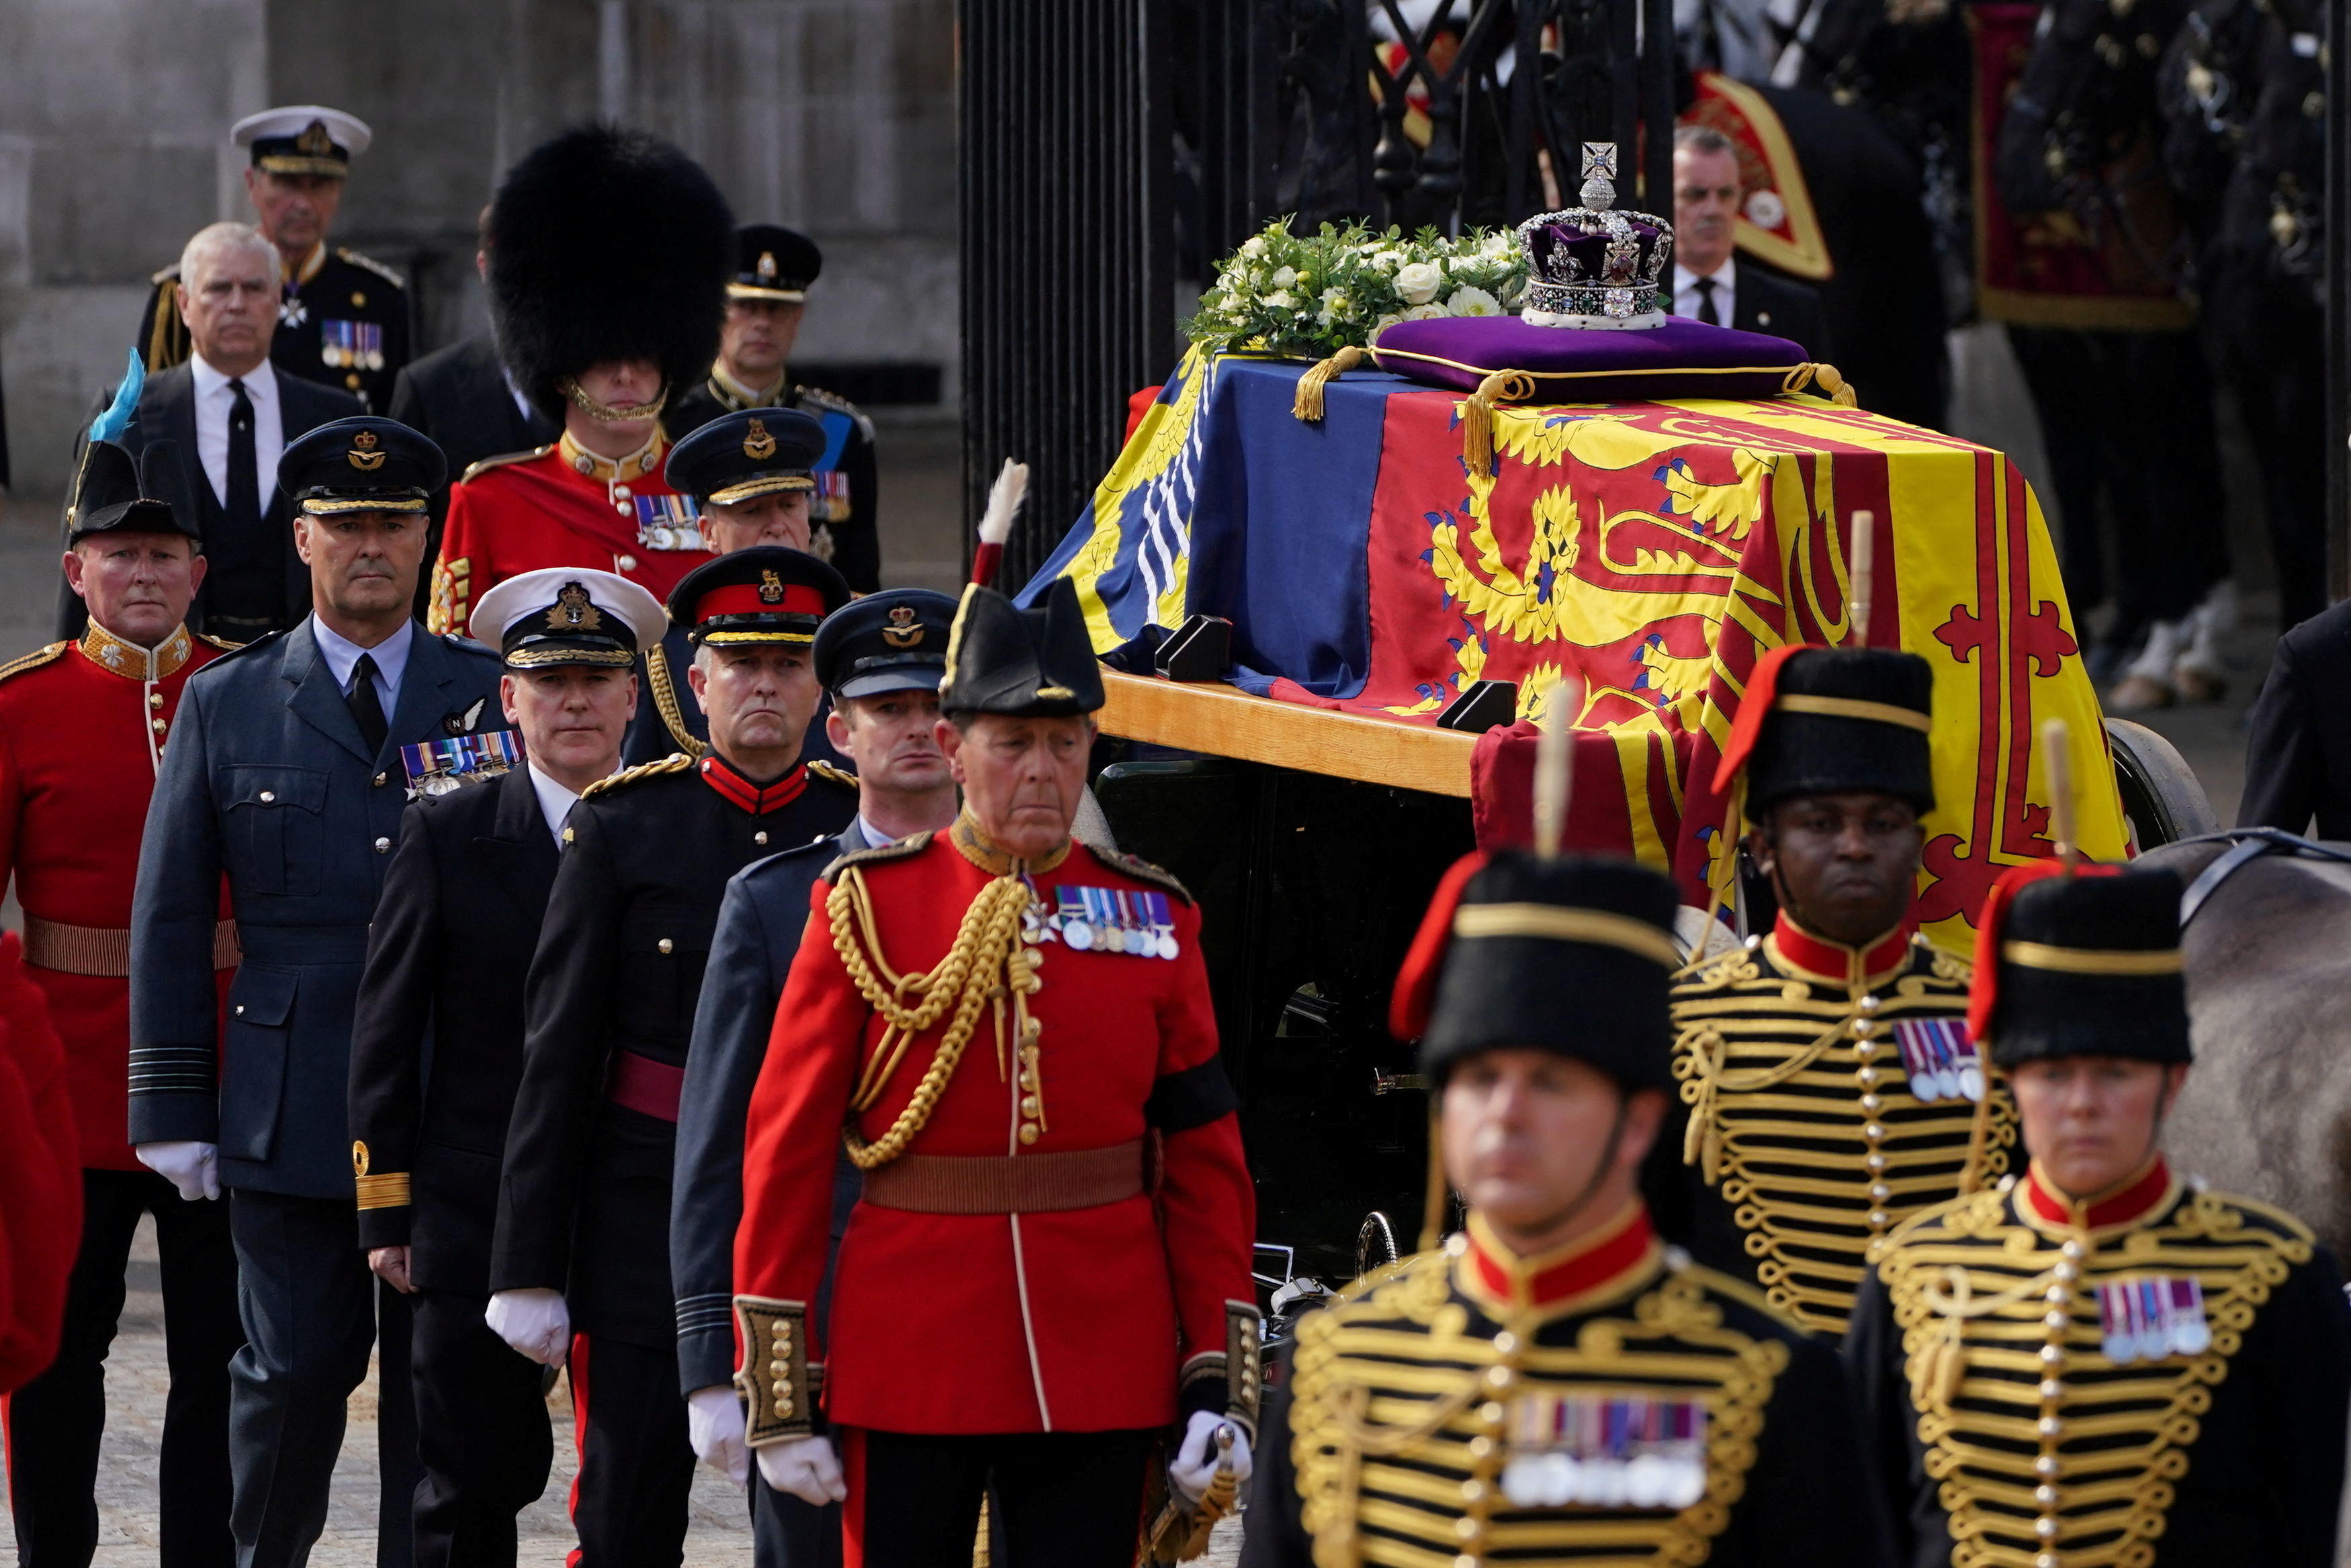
<box><xmin>0</xmin><ymin>622</ymin><xmax>236</xmax><ymax>1170</ymax></box>
<box><xmin>427</xmin><ymin>429</ymin><xmax>711</xmax><ymax>637</ymax></box>
<box><xmin>736</xmin><ymin>827</ymin><xmax>1257</xmax><ymax>1436</ymax></box>
<box><xmin>0</xmin><ymin>929</ymin><xmax>83</xmax><ymax>1393</ymax></box>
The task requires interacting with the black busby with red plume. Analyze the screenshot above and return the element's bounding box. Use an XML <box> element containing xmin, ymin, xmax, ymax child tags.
<box><xmin>486</xmin><ymin>124</ymin><xmax>736</xmax><ymax>424</ymax></box>
<box><xmin>1967</xmin><ymin>861</ymin><xmax>2190</xmax><ymax>1069</ymax></box>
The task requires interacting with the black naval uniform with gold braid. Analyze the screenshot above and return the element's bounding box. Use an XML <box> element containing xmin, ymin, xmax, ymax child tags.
<box><xmin>137</xmin><ymin>246</ymin><xmax>412</xmax><ymax>412</ymax></box>
<box><xmin>1849</xmin><ymin>1163</ymin><xmax>2351</xmax><ymax>1568</ymax></box>
<box><xmin>1649</xmin><ymin>916</ymin><xmax>2014</xmax><ymax>1337</ymax></box>
<box><xmin>489</xmin><ymin>750</ymin><xmax>854</xmax><ymax>1566</ymax></box>
<box><xmin>1243</xmin><ymin>1205</ymin><xmax>1879</xmax><ymax>1568</ymax></box>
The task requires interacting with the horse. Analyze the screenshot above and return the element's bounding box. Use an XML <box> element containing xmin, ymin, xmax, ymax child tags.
<box><xmin>2143</xmin><ymin>833</ymin><xmax>2351</xmax><ymax>1263</ymax></box>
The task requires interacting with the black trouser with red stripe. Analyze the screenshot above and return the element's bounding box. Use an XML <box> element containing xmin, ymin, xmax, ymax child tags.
<box><xmin>5</xmin><ymin>1168</ymin><xmax>243</xmax><ymax>1568</ymax></box>
<box><xmin>566</xmin><ymin>1333</ymin><xmax>695</xmax><ymax>1568</ymax></box>
<box><xmin>841</xmin><ymin>1427</ymin><xmax>1157</xmax><ymax>1568</ymax></box>
<box><xmin>408</xmin><ymin>1289</ymin><xmax>551</xmax><ymax>1568</ymax></box>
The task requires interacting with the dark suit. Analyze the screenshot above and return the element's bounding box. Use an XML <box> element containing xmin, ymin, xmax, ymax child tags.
<box><xmin>492</xmin><ymin>757</ymin><xmax>855</xmax><ymax>1567</ymax></box>
<box><xmin>130</xmin><ymin>618</ymin><xmax>505</xmax><ymax>1568</ymax></box>
<box><xmin>58</xmin><ymin>365</ymin><xmax>363</xmax><ymax>644</ymax></box>
<box><xmin>1675</xmin><ymin>267</ymin><xmax>1834</xmax><ymax>361</ymax></box>
<box><xmin>349</xmin><ymin>766</ymin><xmax>562</xmax><ymax>1568</ymax></box>
<box><xmin>386</xmin><ymin>336</ymin><xmax>560</xmax><ymax>620</ymax></box>
<box><xmin>2240</xmin><ymin>599</ymin><xmax>2351</xmax><ymax>837</ymax></box>
<box><xmin>672</xmin><ymin>825</ymin><xmax>866</xmax><ymax>1568</ymax></box>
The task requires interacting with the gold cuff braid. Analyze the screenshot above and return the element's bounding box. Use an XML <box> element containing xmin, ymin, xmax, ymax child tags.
<box><xmin>353</xmin><ymin>1172</ymin><xmax>410</xmax><ymax>1210</ymax></box>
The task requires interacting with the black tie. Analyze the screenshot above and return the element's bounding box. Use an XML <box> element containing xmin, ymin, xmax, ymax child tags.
<box><xmin>348</xmin><ymin>652</ymin><xmax>388</xmax><ymax>755</ymax></box>
<box><xmin>1693</xmin><ymin>276</ymin><xmax>1721</xmax><ymax>327</ymax></box>
<box><xmin>226</xmin><ymin>377</ymin><xmax>261</xmax><ymax>533</ymax></box>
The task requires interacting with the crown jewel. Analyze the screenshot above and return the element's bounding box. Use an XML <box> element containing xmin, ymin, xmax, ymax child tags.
<box><xmin>1517</xmin><ymin>142</ymin><xmax>1675</xmax><ymax>331</ymax></box>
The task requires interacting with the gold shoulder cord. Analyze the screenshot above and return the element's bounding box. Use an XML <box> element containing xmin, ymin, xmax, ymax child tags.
<box><xmin>829</xmin><ymin>864</ymin><xmax>1040</xmax><ymax>1169</ymax></box>
<box><xmin>646</xmin><ymin>643</ymin><xmax>710</xmax><ymax>759</ymax></box>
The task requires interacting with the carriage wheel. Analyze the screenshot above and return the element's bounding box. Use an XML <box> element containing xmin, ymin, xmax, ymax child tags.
<box><xmin>1356</xmin><ymin>1211</ymin><xmax>1401</xmax><ymax>1279</ymax></box>
<box><xmin>2104</xmin><ymin>718</ymin><xmax>2219</xmax><ymax>850</ymax></box>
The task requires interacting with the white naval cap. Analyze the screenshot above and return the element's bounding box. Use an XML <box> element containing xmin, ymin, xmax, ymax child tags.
<box><xmin>232</xmin><ymin>106</ymin><xmax>373</xmax><ymax>173</ymax></box>
<box><xmin>469</xmin><ymin>568</ymin><xmax>669</xmax><ymax>670</ymax></box>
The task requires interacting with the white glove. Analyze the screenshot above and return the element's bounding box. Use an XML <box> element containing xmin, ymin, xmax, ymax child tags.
<box><xmin>484</xmin><ymin>1288</ymin><xmax>572</xmax><ymax>1367</ymax></box>
<box><xmin>756</xmin><ymin>1434</ymin><xmax>847</xmax><ymax>1505</ymax></box>
<box><xmin>687</xmin><ymin>1385</ymin><xmax>750</xmax><ymax>1489</ymax></box>
<box><xmin>1169</xmin><ymin>1409</ymin><xmax>1253</xmax><ymax>1504</ymax></box>
<box><xmin>136</xmin><ymin>1140</ymin><xmax>220</xmax><ymax>1201</ymax></box>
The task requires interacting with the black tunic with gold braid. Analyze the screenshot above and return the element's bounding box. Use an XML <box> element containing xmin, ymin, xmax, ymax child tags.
<box><xmin>1650</xmin><ymin>915</ymin><xmax>2016</xmax><ymax>1337</ymax></box>
<box><xmin>1243</xmin><ymin>1205</ymin><xmax>1881</xmax><ymax>1568</ymax></box>
<box><xmin>1848</xmin><ymin>1163</ymin><xmax>2351</xmax><ymax>1568</ymax></box>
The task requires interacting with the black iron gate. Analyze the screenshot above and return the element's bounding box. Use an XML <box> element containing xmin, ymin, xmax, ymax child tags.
<box><xmin>959</xmin><ymin>0</ymin><xmax>1681</xmax><ymax>584</ymax></box>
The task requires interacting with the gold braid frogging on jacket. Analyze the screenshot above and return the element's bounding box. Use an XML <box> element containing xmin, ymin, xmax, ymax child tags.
<box><xmin>828</xmin><ymin>864</ymin><xmax>1040</xmax><ymax>1170</ymax></box>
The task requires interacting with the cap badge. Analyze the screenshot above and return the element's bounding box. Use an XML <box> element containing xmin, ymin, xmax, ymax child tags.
<box><xmin>758</xmin><ymin>569</ymin><xmax>785</xmax><ymax>604</ymax></box>
<box><xmin>756</xmin><ymin>250</ymin><xmax>778</xmax><ymax>281</ymax></box>
<box><xmin>548</xmin><ymin>582</ymin><xmax>605</xmax><ymax>633</ymax></box>
<box><xmin>297</xmin><ymin>120</ymin><xmax>334</xmax><ymax>156</ymax></box>
<box><xmin>883</xmin><ymin>606</ymin><xmax>925</xmax><ymax>647</ymax></box>
<box><xmin>347</xmin><ymin>429</ymin><xmax>385</xmax><ymax>471</ymax></box>
<box><xmin>743</xmin><ymin>417</ymin><xmax>778</xmax><ymax>461</ymax></box>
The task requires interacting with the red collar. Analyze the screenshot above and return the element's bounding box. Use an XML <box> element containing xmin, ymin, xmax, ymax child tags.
<box><xmin>1768</xmin><ymin>910</ymin><xmax>1914</xmax><ymax>987</ymax></box>
<box><xmin>2022</xmin><ymin>1157</ymin><xmax>2176</xmax><ymax>1234</ymax></box>
<box><xmin>1460</xmin><ymin>1202</ymin><xmax>1660</xmax><ymax>1316</ymax></box>
<box><xmin>697</xmin><ymin>754</ymin><xmax>808</xmax><ymax>815</ymax></box>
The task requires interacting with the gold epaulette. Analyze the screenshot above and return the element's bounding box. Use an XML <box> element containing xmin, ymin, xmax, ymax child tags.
<box><xmin>793</xmin><ymin>384</ymin><xmax>875</xmax><ymax>440</ymax></box>
<box><xmin>459</xmin><ymin>445</ymin><xmax>553</xmax><ymax>484</ymax></box>
<box><xmin>194</xmin><ymin>633</ymin><xmax>245</xmax><ymax>652</ymax></box>
<box><xmin>807</xmin><ymin>759</ymin><xmax>857</xmax><ymax>791</ymax></box>
<box><xmin>149</xmin><ymin>263</ymin><xmax>182</xmax><ymax>286</ymax></box>
<box><xmin>335</xmin><ymin>247</ymin><xmax>407</xmax><ymax>288</ymax></box>
<box><xmin>822</xmin><ymin>831</ymin><xmax>934</xmax><ymax>881</ymax></box>
<box><xmin>580</xmin><ymin>752</ymin><xmax>695</xmax><ymax>800</ymax></box>
<box><xmin>1098</xmin><ymin>849</ymin><xmax>1192</xmax><ymax>906</ymax></box>
<box><xmin>0</xmin><ymin>643</ymin><xmax>69</xmax><ymax>685</ymax></box>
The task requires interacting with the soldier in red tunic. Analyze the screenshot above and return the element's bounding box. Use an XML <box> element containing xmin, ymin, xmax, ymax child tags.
<box><xmin>733</xmin><ymin>579</ymin><xmax>1260</xmax><ymax>1567</ymax></box>
<box><xmin>426</xmin><ymin>124</ymin><xmax>736</xmax><ymax>638</ymax></box>
<box><xmin>2</xmin><ymin>440</ymin><xmax>242</xmax><ymax>1568</ymax></box>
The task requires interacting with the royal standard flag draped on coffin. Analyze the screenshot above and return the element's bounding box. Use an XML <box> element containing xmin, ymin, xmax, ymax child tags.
<box><xmin>1022</xmin><ymin>347</ymin><xmax>2126</xmax><ymax>951</ymax></box>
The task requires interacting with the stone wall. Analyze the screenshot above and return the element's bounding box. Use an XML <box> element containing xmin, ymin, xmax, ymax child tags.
<box><xmin>0</xmin><ymin>0</ymin><xmax>955</xmax><ymax>502</ymax></box>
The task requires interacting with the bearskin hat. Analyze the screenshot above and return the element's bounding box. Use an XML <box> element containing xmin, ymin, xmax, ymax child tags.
<box><xmin>486</xmin><ymin>124</ymin><xmax>736</xmax><ymax>423</ymax></box>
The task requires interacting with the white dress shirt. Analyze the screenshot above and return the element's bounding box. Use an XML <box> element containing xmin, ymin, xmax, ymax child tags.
<box><xmin>528</xmin><ymin>763</ymin><xmax>585</xmax><ymax>843</ymax></box>
<box><xmin>1673</xmin><ymin>259</ymin><xmax>1738</xmax><ymax>326</ymax></box>
<box><xmin>187</xmin><ymin>355</ymin><xmax>284</xmax><ymax>512</ymax></box>
<box><xmin>310</xmin><ymin>616</ymin><xmax>412</xmax><ymax>715</ymax></box>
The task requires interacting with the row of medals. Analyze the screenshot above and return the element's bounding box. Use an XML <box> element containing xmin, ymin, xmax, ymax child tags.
<box><xmin>1020</xmin><ymin>887</ymin><xmax>1182</xmax><ymax>960</ymax></box>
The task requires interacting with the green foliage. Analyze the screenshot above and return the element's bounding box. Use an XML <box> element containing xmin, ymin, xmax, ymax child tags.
<box><xmin>1184</xmin><ymin>218</ymin><xmax>1531</xmax><ymax>359</ymax></box>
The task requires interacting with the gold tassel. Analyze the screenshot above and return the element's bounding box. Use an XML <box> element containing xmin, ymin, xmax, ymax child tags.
<box><xmin>1292</xmin><ymin>344</ymin><xmax>1366</xmax><ymax>420</ymax></box>
<box><xmin>1462</xmin><ymin>370</ymin><xmax>1515</xmax><ymax>479</ymax></box>
<box><xmin>1783</xmin><ymin>362</ymin><xmax>1859</xmax><ymax>409</ymax></box>
<box><xmin>1419</xmin><ymin>1105</ymin><xmax>1450</xmax><ymax>1253</ymax></box>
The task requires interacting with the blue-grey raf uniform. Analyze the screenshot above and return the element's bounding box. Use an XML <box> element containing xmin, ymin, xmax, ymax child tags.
<box><xmin>668</xmin><ymin>586</ymin><xmax>955</xmax><ymax>1568</ymax></box>
<box><xmin>128</xmin><ymin>416</ymin><xmax>504</xmax><ymax>1568</ymax></box>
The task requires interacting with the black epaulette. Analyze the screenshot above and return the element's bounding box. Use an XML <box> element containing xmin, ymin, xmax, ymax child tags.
<box><xmin>194</xmin><ymin>633</ymin><xmax>245</xmax><ymax>652</ymax></box>
<box><xmin>0</xmin><ymin>643</ymin><xmax>69</xmax><ymax>684</ymax></box>
<box><xmin>1098</xmin><ymin>849</ymin><xmax>1193</xmax><ymax>905</ymax></box>
<box><xmin>437</xmin><ymin>632</ymin><xmax>502</xmax><ymax>659</ymax></box>
<box><xmin>807</xmin><ymin>759</ymin><xmax>858</xmax><ymax>791</ymax></box>
<box><xmin>335</xmin><ymin>247</ymin><xmax>408</xmax><ymax>289</ymax></box>
<box><xmin>822</xmin><ymin>831</ymin><xmax>935</xmax><ymax>881</ymax></box>
<box><xmin>460</xmin><ymin>446</ymin><xmax>554</xmax><ymax>484</ymax></box>
<box><xmin>580</xmin><ymin>751</ymin><xmax>696</xmax><ymax>800</ymax></box>
<box><xmin>793</xmin><ymin>384</ymin><xmax>875</xmax><ymax>441</ymax></box>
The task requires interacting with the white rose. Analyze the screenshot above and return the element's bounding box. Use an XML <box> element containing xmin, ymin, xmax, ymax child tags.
<box><xmin>1240</xmin><ymin>236</ymin><xmax>1268</xmax><ymax>259</ymax></box>
<box><xmin>1271</xmin><ymin>265</ymin><xmax>1298</xmax><ymax>287</ymax></box>
<box><xmin>1394</xmin><ymin>261</ymin><xmax>1444</xmax><ymax>304</ymax></box>
<box><xmin>1263</xmin><ymin>289</ymin><xmax>1294</xmax><ymax>309</ymax></box>
<box><xmin>1480</xmin><ymin>230</ymin><xmax>1514</xmax><ymax>257</ymax></box>
<box><xmin>1373</xmin><ymin>249</ymin><xmax>1405</xmax><ymax>273</ymax></box>
<box><xmin>1401</xmin><ymin>302</ymin><xmax>1447</xmax><ymax>321</ymax></box>
<box><xmin>1446</xmin><ymin>286</ymin><xmax>1502</xmax><ymax>317</ymax></box>
<box><xmin>1372</xmin><ymin>313</ymin><xmax>1403</xmax><ymax>337</ymax></box>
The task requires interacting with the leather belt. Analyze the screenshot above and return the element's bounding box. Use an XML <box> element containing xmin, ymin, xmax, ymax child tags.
<box><xmin>861</xmin><ymin>1141</ymin><xmax>1145</xmax><ymax>1215</ymax></box>
<box><xmin>24</xmin><ymin>916</ymin><xmax>240</xmax><ymax>977</ymax></box>
<box><xmin>609</xmin><ymin>1049</ymin><xmax>685</xmax><ymax>1123</ymax></box>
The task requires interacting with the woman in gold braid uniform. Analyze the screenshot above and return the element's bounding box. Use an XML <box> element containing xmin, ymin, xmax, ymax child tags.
<box><xmin>1848</xmin><ymin>860</ymin><xmax>2351</xmax><ymax>1567</ymax></box>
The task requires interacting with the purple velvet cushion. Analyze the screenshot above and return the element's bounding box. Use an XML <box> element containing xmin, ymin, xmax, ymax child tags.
<box><xmin>1369</xmin><ymin>314</ymin><xmax>1813</xmax><ymax>402</ymax></box>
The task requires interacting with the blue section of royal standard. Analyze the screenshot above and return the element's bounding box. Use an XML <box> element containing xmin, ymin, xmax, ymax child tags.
<box><xmin>1016</xmin><ymin>355</ymin><xmax>1404</xmax><ymax>702</ymax></box>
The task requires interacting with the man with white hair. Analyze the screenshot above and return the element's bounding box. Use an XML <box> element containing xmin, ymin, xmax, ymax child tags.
<box><xmin>62</xmin><ymin>222</ymin><xmax>361</xmax><ymax>645</ymax></box>
<box><xmin>134</xmin><ymin>107</ymin><xmax>412</xmax><ymax>414</ymax></box>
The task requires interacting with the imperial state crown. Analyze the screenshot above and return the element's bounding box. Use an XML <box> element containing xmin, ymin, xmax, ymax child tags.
<box><xmin>1517</xmin><ymin>142</ymin><xmax>1675</xmax><ymax>330</ymax></box>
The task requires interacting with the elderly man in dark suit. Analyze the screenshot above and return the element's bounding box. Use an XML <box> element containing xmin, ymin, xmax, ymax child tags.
<box><xmin>1668</xmin><ymin>126</ymin><xmax>1832</xmax><ymax>359</ymax></box>
<box><xmin>63</xmin><ymin>222</ymin><xmax>363</xmax><ymax>645</ymax></box>
<box><xmin>348</xmin><ymin>568</ymin><xmax>664</xmax><ymax>1568</ymax></box>
<box><xmin>128</xmin><ymin>416</ymin><xmax>506</xmax><ymax>1568</ymax></box>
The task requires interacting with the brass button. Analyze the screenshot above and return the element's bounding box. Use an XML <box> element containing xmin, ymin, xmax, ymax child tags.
<box><xmin>373</xmin><ymin>772</ymin><xmax>388</xmax><ymax>787</ymax></box>
<box><xmin>373</xmin><ymin>837</ymin><xmax>392</xmax><ymax>853</ymax></box>
<box><xmin>754</xmin><ymin>831</ymin><xmax>768</xmax><ymax>846</ymax></box>
<box><xmin>234</xmin><ymin>1004</ymin><xmax>245</xmax><ymax>1016</ymax></box>
<box><xmin>351</xmin><ymin>291</ymin><xmax>366</xmax><ymax>306</ymax></box>
<box><xmin>658</xmin><ymin>938</ymin><xmax>674</xmax><ymax>955</ymax></box>
<box><xmin>1017</xmin><ymin>1124</ymin><xmax>1039</xmax><ymax>1146</ymax></box>
<box><xmin>617</xmin><ymin>553</ymin><xmax>638</xmax><ymax>571</ymax></box>
<box><xmin>148</xmin><ymin>691</ymin><xmax>164</xmax><ymax>708</ymax></box>
<box><xmin>152</xmin><ymin>718</ymin><xmax>167</xmax><ymax>732</ymax></box>
<box><xmin>259</xmin><ymin>790</ymin><xmax>276</xmax><ymax>803</ymax></box>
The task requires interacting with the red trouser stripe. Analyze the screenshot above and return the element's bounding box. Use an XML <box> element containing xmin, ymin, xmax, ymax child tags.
<box><xmin>841</xmin><ymin>1426</ymin><xmax>868</xmax><ymax>1568</ymax></box>
<box><xmin>566</xmin><ymin>1332</ymin><xmax>591</xmax><ymax>1568</ymax></box>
